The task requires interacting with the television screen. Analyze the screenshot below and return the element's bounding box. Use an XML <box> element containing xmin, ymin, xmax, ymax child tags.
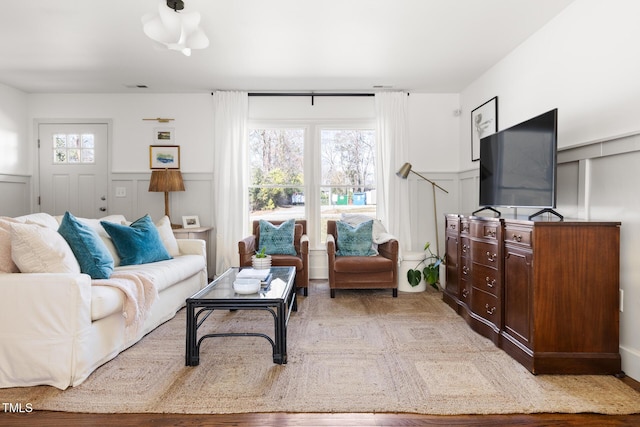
<box><xmin>479</xmin><ymin>109</ymin><xmax>558</xmax><ymax>209</ymax></box>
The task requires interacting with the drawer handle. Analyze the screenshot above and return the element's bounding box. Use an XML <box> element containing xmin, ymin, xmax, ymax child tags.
<box><xmin>462</xmin><ymin>266</ymin><xmax>469</xmax><ymax>275</ymax></box>
<box><xmin>486</xmin><ymin>251</ymin><xmax>497</xmax><ymax>262</ymax></box>
<box><xmin>462</xmin><ymin>225</ymin><xmax>469</xmax><ymax>232</ymax></box>
<box><xmin>462</xmin><ymin>244</ymin><xmax>469</xmax><ymax>253</ymax></box>
<box><xmin>485</xmin><ymin>277</ymin><xmax>496</xmax><ymax>288</ymax></box>
<box><xmin>512</xmin><ymin>234</ymin><xmax>522</xmax><ymax>242</ymax></box>
<box><xmin>485</xmin><ymin>304</ymin><xmax>496</xmax><ymax>315</ymax></box>
<box><xmin>449</xmin><ymin>224</ymin><xmax>456</xmax><ymax>229</ymax></box>
<box><xmin>486</xmin><ymin>230</ymin><xmax>496</xmax><ymax>237</ymax></box>
<box><xmin>462</xmin><ymin>289</ymin><xmax>469</xmax><ymax>298</ymax></box>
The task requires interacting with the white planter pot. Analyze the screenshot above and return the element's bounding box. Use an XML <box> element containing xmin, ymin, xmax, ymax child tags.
<box><xmin>251</xmin><ymin>255</ymin><xmax>272</xmax><ymax>269</ymax></box>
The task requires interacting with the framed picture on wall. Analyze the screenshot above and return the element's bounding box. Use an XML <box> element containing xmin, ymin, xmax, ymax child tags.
<box><xmin>153</xmin><ymin>127</ymin><xmax>175</xmax><ymax>144</ymax></box>
<box><xmin>471</xmin><ymin>96</ymin><xmax>498</xmax><ymax>161</ymax></box>
<box><xmin>149</xmin><ymin>145</ymin><xmax>180</xmax><ymax>169</ymax></box>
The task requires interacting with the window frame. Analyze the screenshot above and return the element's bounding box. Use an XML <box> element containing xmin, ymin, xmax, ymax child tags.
<box><xmin>248</xmin><ymin>119</ymin><xmax>376</xmax><ymax>250</ymax></box>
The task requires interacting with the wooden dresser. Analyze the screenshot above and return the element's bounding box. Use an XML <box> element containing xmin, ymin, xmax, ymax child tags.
<box><xmin>443</xmin><ymin>214</ymin><xmax>622</xmax><ymax>375</ymax></box>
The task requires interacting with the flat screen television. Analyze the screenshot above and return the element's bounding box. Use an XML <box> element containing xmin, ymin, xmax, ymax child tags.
<box><xmin>477</xmin><ymin>108</ymin><xmax>561</xmax><ymax>220</ymax></box>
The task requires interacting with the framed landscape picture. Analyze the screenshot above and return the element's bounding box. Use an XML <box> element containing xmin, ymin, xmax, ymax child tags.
<box><xmin>149</xmin><ymin>145</ymin><xmax>180</xmax><ymax>169</ymax></box>
<box><xmin>153</xmin><ymin>127</ymin><xmax>175</xmax><ymax>143</ymax></box>
<box><xmin>471</xmin><ymin>96</ymin><xmax>498</xmax><ymax>161</ymax></box>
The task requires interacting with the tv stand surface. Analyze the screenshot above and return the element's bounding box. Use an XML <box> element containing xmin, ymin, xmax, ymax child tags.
<box><xmin>443</xmin><ymin>214</ymin><xmax>622</xmax><ymax>375</ymax></box>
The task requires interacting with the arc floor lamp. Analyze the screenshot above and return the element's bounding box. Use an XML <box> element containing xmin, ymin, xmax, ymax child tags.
<box><xmin>396</xmin><ymin>162</ymin><xmax>449</xmax><ymax>255</ymax></box>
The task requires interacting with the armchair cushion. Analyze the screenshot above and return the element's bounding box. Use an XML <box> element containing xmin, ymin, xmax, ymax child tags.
<box><xmin>258</xmin><ymin>218</ymin><xmax>296</xmax><ymax>255</ymax></box>
<box><xmin>336</xmin><ymin>219</ymin><xmax>376</xmax><ymax>257</ymax></box>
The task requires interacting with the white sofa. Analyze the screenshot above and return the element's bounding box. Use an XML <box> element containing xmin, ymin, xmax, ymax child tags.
<box><xmin>0</xmin><ymin>213</ymin><xmax>208</xmax><ymax>390</ymax></box>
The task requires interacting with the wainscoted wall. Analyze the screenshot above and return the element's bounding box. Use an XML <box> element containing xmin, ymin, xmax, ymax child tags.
<box><xmin>0</xmin><ymin>175</ymin><xmax>30</xmax><ymax>217</ymax></box>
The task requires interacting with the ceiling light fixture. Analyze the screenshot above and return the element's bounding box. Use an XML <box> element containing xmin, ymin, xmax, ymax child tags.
<box><xmin>142</xmin><ymin>0</ymin><xmax>209</xmax><ymax>57</ymax></box>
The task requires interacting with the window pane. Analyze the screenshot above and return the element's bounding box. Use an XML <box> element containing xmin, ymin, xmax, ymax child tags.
<box><xmin>51</xmin><ymin>133</ymin><xmax>97</xmax><ymax>165</ymax></box>
<box><xmin>248</xmin><ymin>129</ymin><xmax>305</xmax><ymax>227</ymax></box>
<box><xmin>320</xmin><ymin>129</ymin><xmax>376</xmax><ymax>242</ymax></box>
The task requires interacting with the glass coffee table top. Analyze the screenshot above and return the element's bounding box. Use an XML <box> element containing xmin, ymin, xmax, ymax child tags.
<box><xmin>189</xmin><ymin>266</ymin><xmax>296</xmax><ymax>301</ymax></box>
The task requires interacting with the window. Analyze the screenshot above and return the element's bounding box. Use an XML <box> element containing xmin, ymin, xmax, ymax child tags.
<box><xmin>248</xmin><ymin>129</ymin><xmax>305</xmax><ymax>226</ymax></box>
<box><xmin>319</xmin><ymin>128</ymin><xmax>376</xmax><ymax>241</ymax></box>
<box><xmin>248</xmin><ymin>123</ymin><xmax>376</xmax><ymax>247</ymax></box>
<box><xmin>52</xmin><ymin>133</ymin><xmax>95</xmax><ymax>164</ymax></box>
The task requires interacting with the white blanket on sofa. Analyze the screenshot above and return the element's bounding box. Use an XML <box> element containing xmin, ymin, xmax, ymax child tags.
<box><xmin>92</xmin><ymin>271</ymin><xmax>158</xmax><ymax>340</ymax></box>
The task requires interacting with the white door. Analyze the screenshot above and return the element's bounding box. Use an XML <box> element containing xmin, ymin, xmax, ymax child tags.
<box><xmin>38</xmin><ymin>123</ymin><xmax>109</xmax><ymax>218</ymax></box>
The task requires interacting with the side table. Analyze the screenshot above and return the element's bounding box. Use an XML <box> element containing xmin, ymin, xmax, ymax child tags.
<box><xmin>173</xmin><ymin>226</ymin><xmax>215</xmax><ymax>279</ymax></box>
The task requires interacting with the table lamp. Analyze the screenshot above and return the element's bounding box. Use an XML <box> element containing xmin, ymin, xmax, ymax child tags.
<box><xmin>149</xmin><ymin>169</ymin><xmax>185</xmax><ymax>228</ymax></box>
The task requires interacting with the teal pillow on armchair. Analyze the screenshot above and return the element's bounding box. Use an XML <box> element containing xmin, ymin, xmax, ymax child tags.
<box><xmin>101</xmin><ymin>215</ymin><xmax>171</xmax><ymax>266</ymax></box>
<box><xmin>258</xmin><ymin>219</ymin><xmax>297</xmax><ymax>255</ymax></box>
<box><xmin>336</xmin><ymin>219</ymin><xmax>376</xmax><ymax>256</ymax></box>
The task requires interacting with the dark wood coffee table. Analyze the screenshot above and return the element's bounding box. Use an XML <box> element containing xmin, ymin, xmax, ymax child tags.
<box><xmin>185</xmin><ymin>266</ymin><xmax>296</xmax><ymax>366</ymax></box>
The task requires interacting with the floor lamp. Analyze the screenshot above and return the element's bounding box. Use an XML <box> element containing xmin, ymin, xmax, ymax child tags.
<box><xmin>149</xmin><ymin>169</ymin><xmax>185</xmax><ymax>228</ymax></box>
<box><xmin>396</xmin><ymin>162</ymin><xmax>449</xmax><ymax>255</ymax></box>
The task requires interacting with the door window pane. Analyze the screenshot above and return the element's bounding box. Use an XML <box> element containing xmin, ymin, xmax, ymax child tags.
<box><xmin>52</xmin><ymin>133</ymin><xmax>96</xmax><ymax>164</ymax></box>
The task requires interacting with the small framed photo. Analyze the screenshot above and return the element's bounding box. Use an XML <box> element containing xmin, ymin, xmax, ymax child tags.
<box><xmin>154</xmin><ymin>127</ymin><xmax>175</xmax><ymax>144</ymax></box>
<box><xmin>149</xmin><ymin>145</ymin><xmax>180</xmax><ymax>169</ymax></box>
<box><xmin>182</xmin><ymin>215</ymin><xmax>200</xmax><ymax>229</ymax></box>
<box><xmin>471</xmin><ymin>96</ymin><xmax>498</xmax><ymax>162</ymax></box>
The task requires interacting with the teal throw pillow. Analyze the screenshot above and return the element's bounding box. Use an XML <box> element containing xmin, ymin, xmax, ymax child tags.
<box><xmin>259</xmin><ymin>219</ymin><xmax>297</xmax><ymax>255</ymax></box>
<box><xmin>336</xmin><ymin>219</ymin><xmax>376</xmax><ymax>257</ymax></box>
<box><xmin>101</xmin><ymin>215</ymin><xmax>172</xmax><ymax>266</ymax></box>
<box><xmin>58</xmin><ymin>211</ymin><xmax>114</xmax><ymax>279</ymax></box>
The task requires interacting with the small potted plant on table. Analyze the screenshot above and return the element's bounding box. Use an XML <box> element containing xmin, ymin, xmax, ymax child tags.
<box><xmin>251</xmin><ymin>247</ymin><xmax>272</xmax><ymax>269</ymax></box>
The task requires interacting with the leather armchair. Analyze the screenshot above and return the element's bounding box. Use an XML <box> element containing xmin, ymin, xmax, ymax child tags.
<box><xmin>326</xmin><ymin>220</ymin><xmax>398</xmax><ymax>298</ymax></box>
<box><xmin>238</xmin><ymin>220</ymin><xmax>309</xmax><ymax>296</ymax></box>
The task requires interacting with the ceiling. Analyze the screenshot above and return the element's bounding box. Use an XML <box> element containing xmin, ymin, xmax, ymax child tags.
<box><xmin>0</xmin><ymin>0</ymin><xmax>574</xmax><ymax>94</ymax></box>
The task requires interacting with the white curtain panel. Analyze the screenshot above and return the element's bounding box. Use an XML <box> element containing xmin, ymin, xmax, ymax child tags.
<box><xmin>375</xmin><ymin>92</ymin><xmax>412</xmax><ymax>253</ymax></box>
<box><xmin>212</xmin><ymin>91</ymin><xmax>249</xmax><ymax>274</ymax></box>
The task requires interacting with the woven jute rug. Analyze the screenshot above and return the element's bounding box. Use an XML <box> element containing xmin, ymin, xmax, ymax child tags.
<box><xmin>2</xmin><ymin>281</ymin><xmax>639</xmax><ymax>415</ymax></box>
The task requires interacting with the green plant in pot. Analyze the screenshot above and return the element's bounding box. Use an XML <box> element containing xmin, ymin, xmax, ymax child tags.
<box><xmin>406</xmin><ymin>242</ymin><xmax>444</xmax><ymax>290</ymax></box>
<box><xmin>252</xmin><ymin>246</ymin><xmax>272</xmax><ymax>269</ymax></box>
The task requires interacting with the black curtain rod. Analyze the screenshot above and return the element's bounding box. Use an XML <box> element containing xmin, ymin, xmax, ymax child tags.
<box><xmin>210</xmin><ymin>91</ymin><xmax>408</xmax><ymax>105</ymax></box>
<box><xmin>248</xmin><ymin>92</ymin><xmax>374</xmax><ymax>106</ymax></box>
<box><xmin>247</xmin><ymin>92</ymin><xmax>374</xmax><ymax>97</ymax></box>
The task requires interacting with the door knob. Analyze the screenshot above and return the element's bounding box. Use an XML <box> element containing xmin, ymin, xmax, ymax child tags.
<box><xmin>99</xmin><ymin>207</ymin><xmax>107</xmax><ymax>212</ymax></box>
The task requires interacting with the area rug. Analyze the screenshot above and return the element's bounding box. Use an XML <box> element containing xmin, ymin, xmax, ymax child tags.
<box><xmin>2</xmin><ymin>281</ymin><xmax>639</xmax><ymax>415</ymax></box>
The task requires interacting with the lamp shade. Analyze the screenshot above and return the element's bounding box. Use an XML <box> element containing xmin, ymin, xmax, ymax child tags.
<box><xmin>149</xmin><ymin>169</ymin><xmax>185</xmax><ymax>192</ymax></box>
<box><xmin>396</xmin><ymin>162</ymin><xmax>412</xmax><ymax>179</ymax></box>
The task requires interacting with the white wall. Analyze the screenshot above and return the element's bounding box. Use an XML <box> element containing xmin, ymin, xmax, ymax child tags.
<box><xmin>27</xmin><ymin>93</ymin><xmax>214</xmax><ymax>173</ymax></box>
<box><xmin>0</xmin><ymin>83</ymin><xmax>28</xmax><ymax>175</ymax></box>
<box><xmin>459</xmin><ymin>0</ymin><xmax>640</xmax><ymax>381</ymax></box>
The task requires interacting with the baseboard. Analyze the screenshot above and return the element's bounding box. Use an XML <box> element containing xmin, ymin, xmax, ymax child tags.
<box><xmin>620</xmin><ymin>345</ymin><xmax>640</xmax><ymax>382</ymax></box>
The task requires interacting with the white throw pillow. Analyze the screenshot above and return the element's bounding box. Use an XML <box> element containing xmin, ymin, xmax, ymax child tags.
<box><xmin>10</xmin><ymin>222</ymin><xmax>81</xmax><ymax>274</ymax></box>
<box><xmin>0</xmin><ymin>217</ymin><xmax>21</xmax><ymax>273</ymax></box>
<box><xmin>155</xmin><ymin>216</ymin><xmax>180</xmax><ymax>257</ymax></box>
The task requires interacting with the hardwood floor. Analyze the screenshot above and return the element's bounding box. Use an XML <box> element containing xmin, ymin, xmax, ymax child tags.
<box><xmin>2</xmin><ymin>411</ymin><xmax>640</xmax><ymax>426</ymax></box>
<box><xmin>3</xmin><ymin>377</ymin><xmax>639</xmax><ymax>427</ymax></box>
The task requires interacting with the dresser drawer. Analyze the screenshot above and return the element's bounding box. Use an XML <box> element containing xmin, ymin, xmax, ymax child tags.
<box><xmin>446</xmin><ymin>217</ymin><xmax>459</xmax><ymax>233</ymax></box>
<box><xmin>460</xmin><ymin>219</ymin><xmax>470</xmax><ymax>235</ymax></box>
<box><xmin>471</xmin><ymin>288</ymin><xmax>501</xmax><ymax>327</ymax></box>
<box><xmin>471</xmin><ymin>221</ymin><xmax>499</xmax><ymax>240</ymax></box>
<box><xmin>471</xmin><ymin>241</ymin><xmax>500</xmax><ymax>267</ymax></box>
<box><xmin>504</xmin><ymin>226</ymin><xmax>532</xmax><ymax>248</ymax></box>
<box><xmin>472</xmin><ymin>263</ymin><xmax>500</xmax><ymax>297</ymax></box>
